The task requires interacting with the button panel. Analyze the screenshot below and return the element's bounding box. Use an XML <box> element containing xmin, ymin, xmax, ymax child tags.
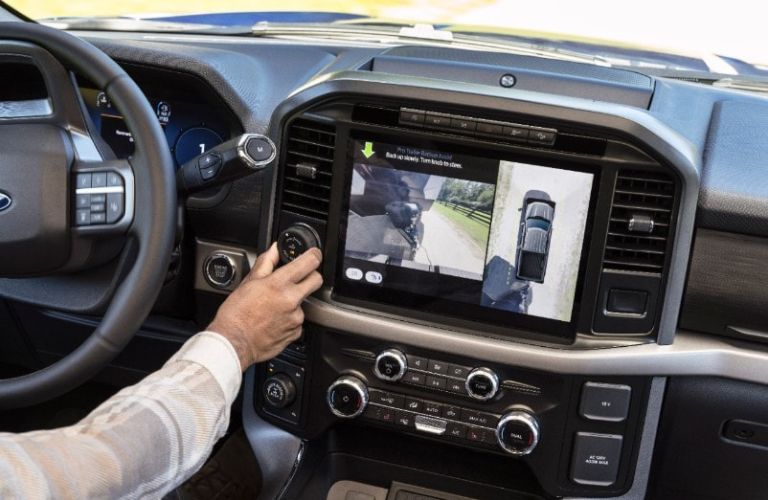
<box><xmin>73</xmin><ymin>170</ymin><xmax>125</xmax><ymax>226</ymax></box>
<box><xmin>377</xmin><ymin>353</ymin><xmax>496</xmax><ymax>400</ymax></box>
<box><xmin>361</xmin><ymin>388</ymin><xmax>501</xmax><ymax>451</ymax></box>
<box><xmin>398</xmin><ymin>107</ymin><xmax>557</xmax><ymax>147</ymax></box>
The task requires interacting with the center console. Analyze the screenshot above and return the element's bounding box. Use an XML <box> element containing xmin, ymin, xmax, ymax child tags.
<box><xmin>252</xmin><ymin>74</ymin><xmax>691</xmax><ymax>499</ymax></box>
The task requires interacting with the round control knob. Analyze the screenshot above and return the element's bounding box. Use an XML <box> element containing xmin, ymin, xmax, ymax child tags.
<box><xmin>327</xmin><ymin>375</ymin><xmax>368</xmax><ymax>418</ymax></box>
<box><xmin>263</xmin><ymin>373</ymin><xmax>296</xmax><ymax>409</ymax></box>
<box><xmin>277</xmin><ymin>223</ymin><xmax>322</xmax><ymax>264</ymax></box>
<box><xmin>496</xmin><ymin>411</ymin><xmax>540</xmax><ymax>456</ymax></box>
<box><xmin>465</xmin><ymin>367</ymin><xmax>500</xmax><ymax>401</ymax></box>
<box><xmin>204</xmin><ymin>253</ymin><xmax>236</xmax><ymax>289</ymax></box>
<box><xmin>374</xmin><ymin>349</ymin><xmax>407</xmax><ymax>382</ymax></box>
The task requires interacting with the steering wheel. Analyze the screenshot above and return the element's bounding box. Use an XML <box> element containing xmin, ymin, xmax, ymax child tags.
<box><xmin>0</xmin><ymin>23</ymin><xmax>177</xmax><ymax>408</ymax></box>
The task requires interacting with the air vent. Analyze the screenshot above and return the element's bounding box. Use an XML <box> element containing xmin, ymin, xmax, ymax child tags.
<box><xmin>603</xmin><ymin>169</ymin><xmax>675</xmax><ymax>273</ymax></box>
<box><xmin>280</xmin><ymin>119</ymin><xmax>336</xmax><ymax>221</ymax></box>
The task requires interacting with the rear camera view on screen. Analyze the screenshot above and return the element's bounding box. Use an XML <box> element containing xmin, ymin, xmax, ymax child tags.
<box><xmin>341</xmin><ymin>138</ymin><xmax>594</xmax><ymax>323</ymax></box>
<box><xmin>346</xmin><ymin>165</ymin><xmax>494</xmax><ymax>280</ymax></box>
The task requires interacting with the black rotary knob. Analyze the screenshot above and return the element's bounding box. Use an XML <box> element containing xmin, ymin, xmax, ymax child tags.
<box><xmin>465</xmin><ymin>367</ymin><xmax>500</xmax><ymax>401</ymax></box>
<box><xmin>496</xmin><ymin>410</ymin><xmax>540</xmax><ymax>456</ymax></box>
<box><xmin>277</xmin><ymin>223</ymin><xmax>322</xmax><ymax>264</ymax></box>
<box><xmin>263</xmin><ymin>373</ymin><xmax>296</xmax><ymax>409</ymax></box>
<box><xmin>374</xmin><ymin>349</ymin><xmax>407</xmax><ymax>382</ymax></box>
<box><xmin>327</xmin><ymin>375</ymin><xmax>368</xmax><ymax>418</ymax></box>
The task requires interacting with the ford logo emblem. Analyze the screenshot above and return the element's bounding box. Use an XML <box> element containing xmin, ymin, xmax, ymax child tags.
<box><xmin>0</xmin><ymin>192</ymin><xmax>11</xmax><ymax>212</ymax></box>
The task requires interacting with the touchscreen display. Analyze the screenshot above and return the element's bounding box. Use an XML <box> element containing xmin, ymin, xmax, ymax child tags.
<box><xmin>339</xmin><ymin>137</ymin><xmax>594</xmax><ymax>324</ymax></box>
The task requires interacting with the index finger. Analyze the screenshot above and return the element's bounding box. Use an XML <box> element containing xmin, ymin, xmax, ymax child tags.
<box><xmin>272</xmin><ymin>248</ymin><xmax>322</xmax><ymax>284</ymax></box>
<box><xmin>248</xmin><ymin>243</ymin><xmax>279</xmax><ymax>280</ymax></box>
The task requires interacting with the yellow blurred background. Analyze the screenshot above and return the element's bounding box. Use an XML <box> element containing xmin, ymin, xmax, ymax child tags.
<box><xmin>7</xmin><ymin>0</ymin><xmax>767</xmax><ymax>65</ymax></box>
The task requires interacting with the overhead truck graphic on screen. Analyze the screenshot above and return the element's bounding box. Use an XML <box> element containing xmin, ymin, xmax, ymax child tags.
<box><xmin>515</xmin><ymin>190</ymin><xmax>556</xmax><ymax>283</ymax></box>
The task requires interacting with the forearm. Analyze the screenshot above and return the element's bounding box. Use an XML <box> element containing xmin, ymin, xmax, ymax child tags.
<box><xmin>0</xmin><ymin>332</ymin><xmax>242</xmax><ymax>499</ymax></box>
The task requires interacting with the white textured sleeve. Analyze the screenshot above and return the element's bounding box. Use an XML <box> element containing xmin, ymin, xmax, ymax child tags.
<box><xmin>0</xmin><ymin>331</ymin><xmax>243</xmax><ymax>500</ymax></box>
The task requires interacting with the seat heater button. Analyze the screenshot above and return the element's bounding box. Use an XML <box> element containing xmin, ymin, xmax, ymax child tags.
<box><xmin>571</xmin><ymin>432</ymin><xmax>623</xmax><ymax>486</ymax></box>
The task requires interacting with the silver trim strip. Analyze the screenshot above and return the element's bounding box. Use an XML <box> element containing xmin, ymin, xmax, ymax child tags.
<box><xmin>303</xmin><ymin>296</ymin><xmax>768</xmax><ymax>385</ymax></box>
<box><xmin>75</xmin><ymin>186</ymin><xmax>124</xmax><ymax>194</ymax></box>
<box><xmin>414</xmin><ymin>415</ymin><xmax>448</xmax><ymax>435</ymax></box>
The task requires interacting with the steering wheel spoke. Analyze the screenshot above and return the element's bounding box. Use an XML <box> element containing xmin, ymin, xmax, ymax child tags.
<box><xmin>71</xmin><ymin>159</ymin><xmax>135</xmax><ymax>235</ymax></box>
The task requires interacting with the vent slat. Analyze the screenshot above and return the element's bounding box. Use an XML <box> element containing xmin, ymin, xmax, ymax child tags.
<box><xmin>286</xmin><ymin>150</ymin><xmax>335</xmax><ymax>164</ymax></box>
<box><xmin>603</xmin><ymin>169</ymin><xmax>675</xmax><ymax>274</ymax></box>
<box><xmin>280</xmin><ymin>119</ymin><xmax>335</xmax><ymax>221</ymax></box>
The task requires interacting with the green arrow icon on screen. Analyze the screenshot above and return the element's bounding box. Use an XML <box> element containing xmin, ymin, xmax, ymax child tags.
<box><xmin>361</xmin><ymin>141</ymin><xmax>375</xmax><ymax>159</ymax></box>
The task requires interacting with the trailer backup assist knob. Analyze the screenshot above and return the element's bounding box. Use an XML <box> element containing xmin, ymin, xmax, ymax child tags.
<box><xmin>277</xmin><ymin>223</ymin><xmax>322</xmax><ymax>264</ymax></box>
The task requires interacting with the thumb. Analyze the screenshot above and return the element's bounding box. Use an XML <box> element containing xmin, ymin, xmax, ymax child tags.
<box><xmin>250</xmin><ymin>243</ymin><xmax>279</xmax><ymax>280</ymax></box>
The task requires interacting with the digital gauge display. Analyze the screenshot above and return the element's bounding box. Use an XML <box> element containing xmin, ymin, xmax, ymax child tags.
<box><xmin>80</xmin><ymin>88</ymin><xmax>230</xmax><ymax>167</ymax></box>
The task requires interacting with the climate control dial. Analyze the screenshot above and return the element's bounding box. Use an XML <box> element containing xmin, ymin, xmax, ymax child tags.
<box><xmin>465</xmin><ymin>367</ymin><xmax>500</xmax><ymax>401</ymax></box>
<box><xmin>373</xmin><ymin>349</ymin><xmax>407</xmax><ymax>382</ymax></box>
<box><xmin>327</xmin><ymin>375</ymin><xmax>368</xmax><ymax>418</ymax></box>
<box><xmin>496</xmin><ymin>410</ymin><xmax>540</xmax><ymax>456</ymax></box>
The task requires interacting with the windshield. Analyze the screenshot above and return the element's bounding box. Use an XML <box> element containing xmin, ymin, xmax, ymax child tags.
<box><xmin>6</xmin><ymin>0</ymin><xmax>767</xmax><ymax>69</ymax></box>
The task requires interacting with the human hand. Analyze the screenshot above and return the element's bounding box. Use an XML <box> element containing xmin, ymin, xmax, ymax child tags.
<box><xmin>207</xmin><ymin>244</ymin><xmax>323</xmax><ymax>370</ymax></box>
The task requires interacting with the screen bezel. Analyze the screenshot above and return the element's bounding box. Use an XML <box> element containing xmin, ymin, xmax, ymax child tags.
<box><xmin>333</xmin><ymin>129</ymin><xmax>601</xmax><ymax>339</ymax></box>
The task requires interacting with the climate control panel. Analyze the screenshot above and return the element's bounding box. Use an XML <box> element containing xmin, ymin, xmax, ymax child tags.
<box><xmin>325</xmin><ymin>377</ymin><xmax>541</xmax><ymax>456</ymax></box>
<box><xmin>255</xmin><ymin>329</ymin><xmax>652</xmax><ymax>498</ymax></box>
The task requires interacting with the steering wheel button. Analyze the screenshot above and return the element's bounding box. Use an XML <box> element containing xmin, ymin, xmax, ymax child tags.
<box><xmin>106</xmin><ymin>172</ymin><xmax>124</xmax><ymax>187</ymax></box>
<box><xmin>76</xmin><ymin>173</ymin><xmax>92</xmax><ymax>189</ymax></box>
<box><xmin>91</xmin><ymin>193</ymin><xmax>106</xmax><ymax>203</ymax></box>
<box><xmin>106</xmin><ymin>193</ymin><xmax>124</xmax><ymax>223</ymax></box>
<box><xmin>90</xmin><ymin>212</ymin><xmax>106</xmax><ymax>224</ymax></box>
<box><xmin>75</xmin><ymin>209</ymin><xmax>90</xmax><ymax>226</ymax></box>
<box><xmin>92</xmin><ymin>172</ymin><xmax>107</xmax><ymax>188</ymax></box>
<box><xmin>90</xmin><ymin>203</ymin><xmax>106</xmax><ymax>213</ymax></box>
<box><xmin>75</xmin><ymin>194</ymin><xmax>90</xmax><ymax>208</ymax></box>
